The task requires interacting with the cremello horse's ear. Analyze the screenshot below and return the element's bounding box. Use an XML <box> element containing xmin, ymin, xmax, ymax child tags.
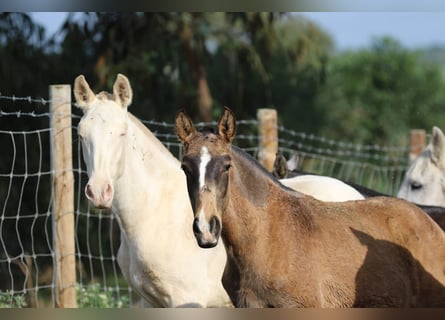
<box><xmin>113</xmin><ymin>74</ymin><xmax>133</xmax><ymax>109</ymax></box>
<box><xmin>175</xmin><ymin>109</ymin><xmax>196</xmax><ymax>143</ymax></box>
<box><xmin>430</xmin><ymin>126</ymin><xmax>445</xmax><ymax>164</ymax></box>
<box><xmin>217</xmin><ymin>106</ymin><xmax>236</xmax><ymax>143</ymax></box>
<box><xmin>74</xmin><ymin>75</ymin><xmax>95</xmax><ymax>111</ymax></box>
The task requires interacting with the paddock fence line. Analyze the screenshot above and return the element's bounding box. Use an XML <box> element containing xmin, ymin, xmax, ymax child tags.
<box><xmin>0</xmin><ymin>86</ymin><xmax>426</xmax><ymax>308</ymax></box>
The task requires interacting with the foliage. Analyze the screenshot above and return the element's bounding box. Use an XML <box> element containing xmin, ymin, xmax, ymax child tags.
<box><xmin>0</xmin><ymin>284</ymin><xmax>131</xmax><ymax>308</ymax></box>
<box><xmin>207</xmin><ymin>13</ymin><xmax>333</xmax><ymax>131</ymax></box>
<box><xmin>0</xmin><ymin>291</ymin><xmax>27</xmax><ymax>308</ymax></box>
<box><xmin>77</xmin><ymin>283</ymin><xmax>129</xmax><ymax>308</ymax></box>
<box><xmin>316</xmin><ymin>37</ymin><xmax>445</xmax><ymax>146</ymax></box>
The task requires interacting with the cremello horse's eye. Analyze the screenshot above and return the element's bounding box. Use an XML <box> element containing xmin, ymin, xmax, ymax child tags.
<box><xmin>410</xmin><ymin>181</ymin><xmax>423</xmax><ymax>190</ymax></box>
<box><xmin>120</xmin><ymin>132</ymin><xmax>126</xmax><ymax>137</ymax></box>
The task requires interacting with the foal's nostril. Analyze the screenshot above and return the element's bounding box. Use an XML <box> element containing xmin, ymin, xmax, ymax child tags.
<box><xmin>193</xmin><ymin>218</ymin><xmax>201</xmax><ymax>235</ymax></box>
<box><xmin>209</xmin><ymin>216</ymin><xmax>221</xmax><ymax>235</ymax></box>
<box><xmin>85</xmin><ymin>184</ymin><xmax>94</xmax><ymax>200</ymax></box>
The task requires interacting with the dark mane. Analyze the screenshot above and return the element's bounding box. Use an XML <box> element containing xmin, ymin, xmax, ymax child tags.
<box><xmin>231</xmin><ymin>145</ymin><xmax>295</xmax><ymax>192</ymax></box>
<box><xmin>197</xmin><ymin>128</ymin><xmax>288</xmax><ymax>190</ymax></box>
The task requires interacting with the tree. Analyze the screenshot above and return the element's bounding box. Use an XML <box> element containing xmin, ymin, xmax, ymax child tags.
<box><xmin>316</xmin><ymin>37</ymin><xmax>445</xmax><ymax>146</ymax></box>
<box><xmin>207</xmin><ymin>13</ymin><xmax>333</xmax><ymax>131</ymax></box>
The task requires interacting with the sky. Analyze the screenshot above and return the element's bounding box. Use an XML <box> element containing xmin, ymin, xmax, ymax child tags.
<box><xmin>30</xmin><ymin>12</ymin><xmax>445</xmax><ymax>51</ymax></box>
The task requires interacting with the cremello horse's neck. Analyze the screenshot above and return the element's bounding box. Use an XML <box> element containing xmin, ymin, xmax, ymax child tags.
<box><xmin>112</xmin><ymin>113</ymin><xmax>192</xmax><ymax>240</ymax></box>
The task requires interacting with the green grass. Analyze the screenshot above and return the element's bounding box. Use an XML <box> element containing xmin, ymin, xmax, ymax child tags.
<box><xmin>0</xmin><ymin>291</ymin><xmax>27</xmax><ymax>308</ymax></box>
<box><xmin>0</xmin><ymin>282</ymin><xmax>131</xmax><ymax>308</ymax></box>
<box><xmin>76</xmin><ymin>283</ymin><xmax>130</xmax><ymax>308</ymax></box>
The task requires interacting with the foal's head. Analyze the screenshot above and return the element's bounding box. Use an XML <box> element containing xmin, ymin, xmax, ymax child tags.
<box><xmin>74</xmin><ymin>74</ymin><xmax>132</xmax><ymax>209</ymax></box>
<box><xmin>175</xmin><ymin>107</ymin><xmax>236</xmax><ymax>248</ymax></box>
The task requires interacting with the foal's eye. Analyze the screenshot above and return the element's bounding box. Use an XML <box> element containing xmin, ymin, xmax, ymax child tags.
<box><xmin>120</xmin><ymin>133</ymin><xmax>126</xmax><ymax>137</ymax></box>
<box><xmin>410</xmin><ymin>181</ymin><xmax>422</xmax><ymax>190</ymax></box>
<box><xmin>223</xmin><ymin>163</ymin><xmax>231</xmax><ymax>172</ymax></box>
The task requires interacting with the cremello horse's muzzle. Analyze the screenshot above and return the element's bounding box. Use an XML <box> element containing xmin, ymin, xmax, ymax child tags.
<box><xmin>85</xmin><ymin>179</ymin><xmax>114</xmax><ymax>209</ymax></box>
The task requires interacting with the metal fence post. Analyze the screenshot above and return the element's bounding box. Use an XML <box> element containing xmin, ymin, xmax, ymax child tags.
<box><xmin>50</xmin><ymin>84</ymin><xmax>77</xmax><ymax>308</ymax></box>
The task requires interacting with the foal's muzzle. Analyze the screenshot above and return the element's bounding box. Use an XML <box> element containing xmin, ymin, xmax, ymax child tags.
<box><xmin>192</xmin><ymin>216</ymin><xmax>221</xmax><ymax>248</ymax></box>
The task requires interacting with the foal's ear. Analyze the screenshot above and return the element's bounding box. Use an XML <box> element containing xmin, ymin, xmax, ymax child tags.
<box><xmin>113</xmin><ymin>74</ymin><xmax>133</xmax><ymax>109</ymax></box>
<box><xmin>217</xmin><ymin>107</ymin><xmax>236</xmax><ymax>143</ymax></box>
<box><xmin>74</xmin><ymin>75</ymin><xmax>95</xmax><ymax>111</ymax></box>
<box><xmin>175</xmin><ymin>110</ymin><xmax>196</xmax><ymax>143</ymax></box>
<box><xmin>430</xmin><ymin>126</ymin><xmax>445</xmax><ymax>164</ymax></box>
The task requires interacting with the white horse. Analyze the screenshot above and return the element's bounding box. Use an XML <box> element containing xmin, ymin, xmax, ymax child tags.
<box><xmin>398</xmin><ymin>126</ymin><xmax>445</xmax><ymax>207</ymax></box>
<box><xmin>272</xmin><ymin>152</ymin><xmax>364</xmax><ymax>201</ymax></box>
<box><xmin>280</xmin><ymin>175</ymin><xmax>365</xmax><ymax>201</ymax></box>
<box><xmin>74</xmin><ymin>74</ymin><xmax>232</xmax><ymax>307</ymax></box>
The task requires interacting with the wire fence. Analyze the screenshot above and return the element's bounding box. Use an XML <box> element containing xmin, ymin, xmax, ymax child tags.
<box><xmin>0</xmin><ymin>91</ymin><xmax>417</xmax><ymax>308</ymax></box>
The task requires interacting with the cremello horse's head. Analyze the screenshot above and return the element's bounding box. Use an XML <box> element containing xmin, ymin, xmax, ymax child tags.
<box><xmin>74</xmin><ymin>74</ymin><xmax>132</xmax><ymax>209</ymax></box>
<box><xmin>398</xmin><ymin>126</ymin><xmax>445</xmax><ymax>207</ymax></box>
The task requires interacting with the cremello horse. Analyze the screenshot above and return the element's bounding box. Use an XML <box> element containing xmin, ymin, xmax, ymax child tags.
<box><xmin>74</xmin><ymin>74</ymin><xmax>232</xmax><ymax>307</ymax></box>
<box><xmin>176</xmin><ymin>107</ymin><xmax>445</xmax><ymax>307</ymax></box>
<box><xmin>279</xmin><ymin>175</ymin><xmax>364</xmax><ymax>201</ymax></box>
<box><xmin>398</xmin><ymin>126</ymin><xmax>445</xmax><ymax>207</ymax></box>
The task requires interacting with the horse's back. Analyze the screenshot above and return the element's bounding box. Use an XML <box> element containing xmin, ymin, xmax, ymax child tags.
<box><xmin>317</xmin><ymin>196</ymin><xmax>445</xmax><ymax>253</ymax></box>
<box><xmin>302</xmin><ymin>196</ymin><xmax>445</xmax><ymax>307</ymax></box>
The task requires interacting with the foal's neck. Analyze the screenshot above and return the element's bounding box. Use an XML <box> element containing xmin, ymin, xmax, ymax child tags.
<box><xmin>230</xmin><ymin>146</ymin><xmax>291</xmax><ymax>202</ymax></box>
<box><xmin>223</xmin><ymin>147</ymin><xmax>307</xmax><ymax>268</ymax></box>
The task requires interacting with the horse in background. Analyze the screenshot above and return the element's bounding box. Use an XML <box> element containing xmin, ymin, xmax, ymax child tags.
<box><xmin>176</xmin><ymin>107</ymin><xmax>445</xmax><ymax>307</ymax></box>
<box><xmin>74</xmin><ymin>74</ymin><xmax>232</xmax><ymax>307</ymax></box>
<box><xmin>398</xmin><ymin>126</ymin><xmax>445</xmax><ymax>207</ymax></box>
<box><xmin>279</xmin><ymin>175</ymin><xmax>364</xmax><ymax>201</ymax></box>
<box><xmin>272</xmin><ymin>150</ymin><xmax>365</xmax><ymax>201</ymax></box>
<box><xmin>273</xmin><ymin>152</ymin><xmax>386</xmax><ymax>198</ymax></box>
<box><xmin>273</xmin><ymin>151</ymin><xmax>445</xmax><ymax>232</ymax></box>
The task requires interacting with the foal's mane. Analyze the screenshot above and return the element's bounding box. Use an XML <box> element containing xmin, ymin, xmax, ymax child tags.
<box><xmin>232</xmin><ymin>146</ymin><xmax>280</xmax><ymax>180</ymax></box>
<box><xmin>230</xmin><ymin>143</ymin><xmax>295</xmax><ymax>192</ymax></box>
<box><xmin>198</xmin><ymin>127</ymin><xmax>294</xmax><ymax>191</ymax></box>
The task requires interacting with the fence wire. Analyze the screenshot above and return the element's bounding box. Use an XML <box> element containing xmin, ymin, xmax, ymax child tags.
<box><xmin>0</xmin><ymin>93</ymin><xmax>414</xmax><ymax>308</ymax></box>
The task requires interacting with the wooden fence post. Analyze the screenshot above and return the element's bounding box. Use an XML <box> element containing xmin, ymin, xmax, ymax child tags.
<box><xmin>50</xmin><ymin>84</ymin><xmax>77</xmax><ymax>308</ymax></box>
<box><xmin>409</xmin><ymin>129</ymin><xmax>426</xmax><ymax>163</ymax></box>
<box><xmin>257</xmin><ymin>108</ymin><xmax>278</xmax><ymax>172</ymax></box>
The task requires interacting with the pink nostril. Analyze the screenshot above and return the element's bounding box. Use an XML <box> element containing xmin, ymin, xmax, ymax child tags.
<box><xmin>102</xmin><ymin>183</ymin><xmax>113</xmax><ymax>201</ymax></box>
<box><xmin>85</xmin><ymin>184</ymin><xmax>94</xmax><ymax>200</ymax></box>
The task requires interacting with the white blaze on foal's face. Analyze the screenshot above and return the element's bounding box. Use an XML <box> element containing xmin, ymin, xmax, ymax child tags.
<box><xmin>199</xmin><ymin>146</ymin><xmax>211</xmax><ymax>190</ymax></box>
<box><xmin>197</xmin><ymin>146</ymin><xmax>212</xmax><ymax>233</ymax></box>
